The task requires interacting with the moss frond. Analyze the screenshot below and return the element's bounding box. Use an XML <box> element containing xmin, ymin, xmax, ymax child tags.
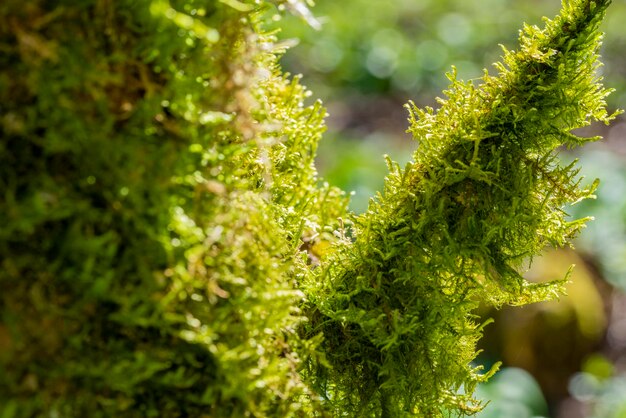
<box><xmin>303</xmin><ymin>0</ymin><xmax>618</xmax><ymax>416</ymax></box>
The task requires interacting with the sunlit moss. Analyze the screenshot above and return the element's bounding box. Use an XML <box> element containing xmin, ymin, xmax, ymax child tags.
<box><xmin>302</xmin><ymin>0</ymin><xmax>618</xmax><ymax>416</ymax></box>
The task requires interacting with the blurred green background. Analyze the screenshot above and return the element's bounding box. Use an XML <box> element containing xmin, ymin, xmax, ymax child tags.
<box><xmin>271</xmin><ymin>0</ymin><xmax>626</xmax><ymax>417</ymax></box>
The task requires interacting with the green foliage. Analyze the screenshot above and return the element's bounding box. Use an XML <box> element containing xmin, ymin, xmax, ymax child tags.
<box><xmin>302</xmin><ymin>0</ymin><xmax>618</xmax><ymax>415</ymax></box>
<box><xmin>0</xmin><ymin>0</ymin><xmax>617</xmax><ymax>417</ymax></box>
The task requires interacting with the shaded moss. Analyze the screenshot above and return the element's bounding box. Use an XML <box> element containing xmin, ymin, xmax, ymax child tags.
<box><xmin>0</xmin><ymin>1</ymin><xmax>344</xmax><ymax>416</ymax></box>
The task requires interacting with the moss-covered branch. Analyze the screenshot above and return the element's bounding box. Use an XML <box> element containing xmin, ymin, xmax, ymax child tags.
<box><xmin>303</xmin><ymin>0</ymin><xmax>618</xmax><ymax>415</ymax></box>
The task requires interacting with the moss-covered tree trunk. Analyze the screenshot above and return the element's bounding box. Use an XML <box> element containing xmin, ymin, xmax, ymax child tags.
<box><xmin>0</xmin><ymin>1</ymin><xmax>345</xmax><ymax>416</ymax></box>
<box><xmin>0</xmin><ymin>0</ymin><xmax>617</xmax><ymax>417</ymax></box>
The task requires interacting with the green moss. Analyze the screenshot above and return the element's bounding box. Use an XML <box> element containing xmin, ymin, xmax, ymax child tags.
<box><xmin>302</xmin><ymin>0</ymin><xmax>618</xmax><ymax>416</ymax></box>
<box><xmin>0</xmin><ymin>1</ymin><xmax>344</xmax><ymax>416</ymax></box>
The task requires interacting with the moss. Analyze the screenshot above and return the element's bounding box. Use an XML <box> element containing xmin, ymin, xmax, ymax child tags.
<box><xmin>0</xmin><ymin>1</ymin><xmax>344</xmax><ymax>416</ymax></box>
<box><xmin>302</xmin><ymin>0</ymin><xmax>618</xmax><ymax>416</ymax></box>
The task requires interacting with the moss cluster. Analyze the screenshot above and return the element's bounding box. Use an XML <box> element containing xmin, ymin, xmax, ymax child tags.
<box><xmin>0</xmin><ymin>0</ymin><xmax>617</xmax><ymax>417</ymax></box>
<box><xmin>0</xmin><ymin>0</ymin><xmax>345</xmax><ymax>416</ymax></box>
<box><xmin>303</xmin><ymin>0</ymin><xmax>617</xmax><ymax>415</ymax></box>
